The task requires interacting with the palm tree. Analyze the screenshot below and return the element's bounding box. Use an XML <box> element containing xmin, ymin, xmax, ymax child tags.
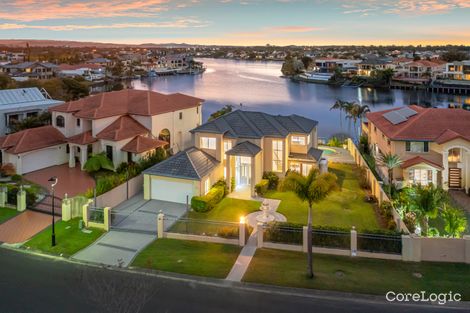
<box><xmin>440</xmin><ymin>205</ymin><xmax>467</xmax><ymax>238</ymax></box>
<box><xmin>410</xmin><ymin>184</ymin><xmax>448</xmax><ymax>237</ymax></box>
<box><xmin>283</xmin><ymin>169</ymin><xmax>338</xmax><ymax>278</ymax></box>
<box><xmin>345</xmin><ymin>103</ymin><xmax>370</xmax><ymax>142</ymax></box>
<box><xmin>377</xmin><ymin>152</ymin><xmax>403</xmax><ymax>195</ymax></box>
<box><xmin>330</xmin><ymin>100</ymin><xmax>345</xmax><ymax>131</ymax></box>
<box><xmin>84</xmin><ymin>153</ymin><xmax>115</xmax><ymax>205</ymax></box>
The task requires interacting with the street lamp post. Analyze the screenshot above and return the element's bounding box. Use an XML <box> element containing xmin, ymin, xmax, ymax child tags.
<box><xmin>48</xmin><ymin>176</ymin><xmax>58</xmax><ymax>247</ymax></box>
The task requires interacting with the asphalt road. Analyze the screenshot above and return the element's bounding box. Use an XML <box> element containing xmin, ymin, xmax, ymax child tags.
<box><xmin>0</xmin><ymin>248</ymin><xmax>467</xmax><ymax>313</ymax></box>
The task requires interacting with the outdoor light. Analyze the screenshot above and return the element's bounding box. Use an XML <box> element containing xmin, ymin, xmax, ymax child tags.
<box><xmin>48</xmin><ymin>176</ymin><xmax>58</xmax><ymax>247</ymax></box>
<box><xmin>239</xmin><ymin>216</ymin><xmax>245</xmax><ymax>224</ymax></box>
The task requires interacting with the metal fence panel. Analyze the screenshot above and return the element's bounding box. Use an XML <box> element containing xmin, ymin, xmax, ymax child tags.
<box><xmin>264</xmin><ymin>225</ymin><xmax>303</xmax><ymax>245</ymax></box>
<box><xmin>357</xmin><ymin>233</ymin><xmax>402</xmax><ymax>254</ymax></box>
<box><xmin>312</xmin><ymin>229</ymin><xmax>350</xmax><ymax>249</ymax></box>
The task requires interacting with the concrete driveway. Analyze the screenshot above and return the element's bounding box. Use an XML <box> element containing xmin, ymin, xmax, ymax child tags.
<box><xmin>72</xmin><ymin>193</ymin><xmax>187</xmax><ymax>267</ymax></box>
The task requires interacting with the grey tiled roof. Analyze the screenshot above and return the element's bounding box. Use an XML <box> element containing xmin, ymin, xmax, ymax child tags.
<box><xmin>191</xmin><ymin>110</ymin><xmax>318</xmax><ymax>139</ymax></box>
<box><xmin>0</xmin><ymin>88</ymin><xmax>63</xmax><ymax>109</ymax></box>
<box><xmin>226</xmin><ymin>141</ymin><xmax>261</xmax><ymax>157</ymax></box>
<box><xmin>143</xmin><ymin>147</ymin><xmax>219</xmax><ymax>180</ymax></box>
<box><xmin>289</xmin><ymin>147</ymin><xmax>323</xmax><ymax>162</ymax></box>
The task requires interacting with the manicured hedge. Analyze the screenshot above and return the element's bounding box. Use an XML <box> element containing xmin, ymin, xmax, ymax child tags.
<box><xmin>262</xmin><ymin>171</ymin><xmax>280</xmax><ymax>190</ymax></box>
<box><xmin>191</xmin><ymin>185</ymin><xmax>225</xmax><ymax>213</ymax></box>
<box><xmin>255</xmin><ymin>179</ymin><xmax>269</xmax><ymax>196</ymax></box>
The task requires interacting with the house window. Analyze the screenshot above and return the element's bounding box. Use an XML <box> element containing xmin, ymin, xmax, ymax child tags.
<box><xmin>406</xmin><ymin>141</ymin><xmax>429</xmax><ymax>153</ymax></box>
<box><xmin>204</xmin><ymin>178</ymin><xmax>210</xmax><ymax>195</ymax></box>
<box><xmin>76</xmin><ymin>118</ymin><xmax>81</xmax><ymax>127</ymax></box>
<box><xmin>179</xmin><ymin>112</ymin><xmax>183</xmax><ymax>120</ymax></box>
<box><xmin>56</xmin><ymin>115</ymin><xmax>65</xmax><ymax>128</ymax></box>
<box><xmin>106</xmin><ymin>145</ymin><xmax>113</xmax><ymax>162</ymax></box>
<box><xmin>291</xmin><ymin>136</ymin><xmax>306</xmax><ymax>145</ymax></box>
<box><xmin>409</xmin><ymin>169</ymin><xmax>433</xmax><ymax>185</ymax></box>
<box><xmin>448</xmin><ymin>148</ymin><xmax>461</xmax><ymax>163</ymax></box>
<box><xmin>223</xmin><ymin>140</ymin><xmax>232</xmax><ymax>160</ymax></box>
<box><xmin>196</xmin><ymin>107</ymin><xmax>199</xmax><ymax>114</ymax></box>
<box><xmin>272</xmin><ymin>140</ymin><xmax>283</xmax><ymax>172</ymax></box>
<box><xmin>289</xmin><ymin>162</ymin><xmax>300</xmax><ymax>173</ymax></box>
<box><xmin>302</xmin><ymin>163</ymin><xmax>313</xmax><ymax>176</ymax></box>
<box><xmin>307</xmin><ymin>134</ymin><xmax>311</xmax><ymax>145</ymax></box>
<box><xmin>201</xmin><ymin>137</ymin><xmax>216</xmax><ymax>150</ymax></box>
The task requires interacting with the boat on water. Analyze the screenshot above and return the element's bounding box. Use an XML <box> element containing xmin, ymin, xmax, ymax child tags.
<box><xmin>293</xmin><ymin>71</ymin><xmax>333</xmax><ymax>83</ymax></box>
<box><xmin>176</xmin><ymin>66</ymin><xmax>206</xmax><ymax>75</ymax></box>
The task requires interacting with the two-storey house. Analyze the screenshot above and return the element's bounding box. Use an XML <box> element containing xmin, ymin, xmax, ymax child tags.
<box><xmin>364</xmin><ymin>105</ymin><xmax>470</xmax><ymax>192</ymax></box>
<box><xmin>143</xmin><ymin>110</ymin><xmax>321</xmax><ymax>203</ymax></box>
<box><xmin>0</xmin><ymin>89</ymin><xmax>203</xmax><ymax>174</ymax></box>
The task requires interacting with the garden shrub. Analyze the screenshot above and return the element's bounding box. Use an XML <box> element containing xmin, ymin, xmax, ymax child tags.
<box><xmin>212</xmin><ymin>179</ymin><xmax>229</xmax><ymax>196</ymax></box>
<box><xmin>191</xmin><ymin>185</ymin><xmax>225</xmax><ymax>212</ymax></box>
<box><xmin>254</xmin><ymin>179</ymin><xmax>269</xmax><ymax>196</ymax></box>
<box><xmin>327</xmin><ymin>136</ymin><xmax>343</xmax><ymax>147</ymax></box>
<box><xmin>11</xmin><ymin>174</ymin><xmax>22</xmax><ymax>183</ymax></box>
<box><xmin>230</xmin><ymin>177</ymin><xmax>235</xmax><ymax>192</ymax></box>
<box><xmin>262</xmin><ymin>171</ymin><xmax>279</xmax><ymax>190</ymax></box>
<box><xmin>357</xmin><ymin>166</ymin><xmax>370</xmax><ymax>190</ymax></box>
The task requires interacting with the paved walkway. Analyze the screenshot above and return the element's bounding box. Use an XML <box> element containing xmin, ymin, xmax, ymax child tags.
<box><xmin>320</xmin><ymin>146</ymin><xmax>355</xmax><ymax>164</ymax></box>
<box><xmin>24</xmin><ymin>164</ymin><xmax>95</xmax><ymax>198</ymax></box>
<box><xmin>225</xmin><ymin>198</ymin><xmax>282</xmax><ymax>282</ymax></box>
<box><xmin>72</xmin><ymin>194</ymin><xmax>187</xmax><ymax>267</ymax></box>
<box><xmin>0</xmin><ymin>211</ymin><xmax>59</xmax><ymax>244</ymax></box>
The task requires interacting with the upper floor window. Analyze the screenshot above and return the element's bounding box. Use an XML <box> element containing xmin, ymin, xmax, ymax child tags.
<box><xmin>448</xmin><ymin>148</ymin><xmax>461</xmax><ymax>163</ymax></box>
<box><xmin>307</xmin><ymin>134</ymin><xmax>311</xmax><ymax>145</ymax></box>
<box><xmin>179</xmin><ymin>112</ymin><xmax>183</xmax><ymax>120</ymax></box>
<box><xmin>406</xmin><ymin>141</ymin><xmax>429</xmax><ymax>153</ymax></box>
<box><xmin>201</xmin><ymin>137</ymin><xmax>216</xmax><ymax>150</ymax></box>
<box><xmin>223</xmin><ymin>140</ymin><xmax>232</xmax><ymax>160</ymax></box>
<box><xmin>56</xmin><ymin>115</ymin><xmax>65</xmax><ymax>128</ymax></box>
<box><xmin>291</xmin><ymin>136</ymin><xmax>306</xmax><ymax>145</ymax></box>
<box><xmin>272</xmin><ymin>140</ymin><xmax>283</xmax><ymax>172</ymax></box>
<box><xmin>76</xmin><ymin>118</ymin><xmax>81</xmax><ymax>127</ymax></box>
<box><xmin>196</xmin><ymin>107</ymin><xmax>199</xmax><ymax>114</ymax></box>
<box><xmin>204</xmin><ymin>178</ymin><xmax>211</xmax><ymax>195</ymax></box>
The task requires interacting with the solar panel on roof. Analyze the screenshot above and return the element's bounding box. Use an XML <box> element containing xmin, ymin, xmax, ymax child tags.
<box><xmin>383</xmin><ymin>111</ymin><xmax>407</xmax><ymax>125</ymax></box>
<box><xmin>397</xmin><ymin>106</ymin><xmax>417</xmax><ymax>118</ymax></box>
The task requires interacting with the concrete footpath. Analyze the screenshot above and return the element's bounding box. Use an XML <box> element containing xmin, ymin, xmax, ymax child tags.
<box><xmin>225</xmin><ymin>229</ymin><xmax>258</xmax><ymax>281</ymax></box>
<box><xmin>72</xmin><ymin>230</ymin><xmax>155</xmax><ymax>267</ymax></box>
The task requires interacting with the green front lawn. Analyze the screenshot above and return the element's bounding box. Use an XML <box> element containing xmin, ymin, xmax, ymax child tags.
<box><xmin>23</xmin><ymin>218</ymin><xmax>105</xmax><ymax>257</ymax></box>
<box><xmin>187</xmin><ymin>197</ymin><xmax>261</xmax><ymax>222</ymax></box>
<box><xmin>0</xmin><ymin>207</ymin><xmax>19</xmax><ymax>224</ymax></box>
<box><xmin>132</xmin><ymin>238</ymin><xmax>241</xmax><ymax>278</ymax></box>
<box><xmin>243</xmin><ymin>249</ymin><xmax>470</xmax><ymax>300</ymax></box>
<box><xmin>265</xmin><ymin>163</ymin><xmax>380</xmax><ymax>230</ymax></box>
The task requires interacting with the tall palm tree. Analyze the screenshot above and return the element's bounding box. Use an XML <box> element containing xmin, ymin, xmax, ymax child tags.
<box><xmin>330</xmin><ymin>100</ymin><xmax>345</xmax><ymax>131</ymax></box>
<box><xmin>283</xmin><ymin>169</ymin><xmax>338</xmax><ymax>278</ymax></box>
<box><xmin>346</xmin><ymin>103</ymin><xmax>370</xmax><ymax>142</ymax></box>
<box><xmin>377</xmin><ymin>152</ymin><xmax>403</xmax><ymax>195</ymax></box>
<box><xmin>410</xmin><ymin>184</ymin><xmax>448</xmax><ymax>236</ymax></box>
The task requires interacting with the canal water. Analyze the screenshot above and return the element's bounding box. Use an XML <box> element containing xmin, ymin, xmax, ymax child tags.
<box><xmin>128</xmin><ymin>58</ymin><xmax>469</xmax><ymax>138</ymax></box>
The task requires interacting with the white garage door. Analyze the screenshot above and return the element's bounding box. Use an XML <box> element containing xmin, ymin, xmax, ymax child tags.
<box><xmin>21</xmin><ymin>148</ymin><xmax>63</xmax><ymax>174</ymax></box>
<box><xmin>151</xmin><ymin>177</ymin><xmax>194</xmax><ymax>204</ymax></box>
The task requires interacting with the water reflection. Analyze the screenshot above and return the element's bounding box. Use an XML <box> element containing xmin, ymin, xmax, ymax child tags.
<box><xmin>122</xmin><ymin>58</ymin><xmax>468</xmax><ymax>137</ymax></box>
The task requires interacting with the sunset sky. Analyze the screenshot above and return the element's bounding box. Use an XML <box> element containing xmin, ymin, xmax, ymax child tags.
<box><xmin>0</xmin><ymin>0</ymin><xmax>469</xmax><ymax>46</ymax></box>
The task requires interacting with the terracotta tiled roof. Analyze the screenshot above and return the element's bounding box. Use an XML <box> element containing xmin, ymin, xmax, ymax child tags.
<box><xmin>49</xmin><ymin>89</ymin><xmax>203</xmax><ymax>119</ymax></box>
<box><xmin>121</xmin><ymin>135</ymin><xmax>167</xmax><ymax>153</ymax></box>
<box><xmin>95</xmin><ymin>115</ymin><xmax>149</xmax><ymax>141</ymax></box>
<box><xmin>406</xmin><ymin>60</ymin><xmax>446</xmax><ymax>67</ymax></box>
<box><xmin>366</xmin><ymin>105</ymin><xmax>470</xmax><ymax>143</ymax></box>
<box><xmin>401</xmin><ymin>156</ymin><xmax>443</xmax><ymax>170</ymax></box>
<box><xmin>67</xmin><ymin>130</ymin><xmax>98</xmax><ymax>145</ymax></box>
<box><xmin>0</xmin><ymin>125</ymin><xmax>66</xmax><ymax>154</ymax></box>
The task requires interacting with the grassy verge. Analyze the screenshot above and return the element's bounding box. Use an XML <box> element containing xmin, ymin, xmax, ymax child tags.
<box><xmin>23</xmin><ymin>218</ymin><xmax>105</xmax><ymax>257</ymax></box>
<box><xmin>243</xmin><ymin>249</ymin><xmax>470</xmax><ymax>300</ymax></box>
<box><xmin>265</xmin><ymin>163</ymin><xmax>380</xmax><ymax>230</ymax></box>
<box><xmin>0</xmin><ymin>207</ymin><xmax>19</xmax><ymax>224</ymax></box>
<box><xmin>132</xmin><ymin>238</ymin><xmax>241</xmax><ymax>278</ymax></box>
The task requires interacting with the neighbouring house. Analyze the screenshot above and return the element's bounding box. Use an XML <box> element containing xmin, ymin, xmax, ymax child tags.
<box><xmin>363</xmin><ymin>105</ymin><xmax>470</xmax><ymax>192</ymax></box>
<box><xmin>58</xmin><ymin>63</ymin><xmax>106</xmax><ymax>81</ymax></box>
<box><xmin>313</xmin><ymin>58</ymin><xmax>362</xmax><ymax>74</ymax></box>
<box><xmin>357</xmin><ymin>59</ymin><xmax>390</xmax><ymax>76</ymax></box>
<box><xmin>143</xmin><ymin>110</ymin><xmax>321</xmax><ymax>203</ymax></box>
<box><xmin>393</xmin><ymin>60</ymin><xmax>446</xmax><ymax>85</ymax></box>
<box><xmin>86</xmin><ymin>57</ymin><xmax>114</xmax><ymax>67</ymax></box>
<box><xmin>0</xmin><ymin>87</ymin><xmax>63</xmax><ymax>135</ymax></box>
<box><xmin>443</xmin><ymin>60</ymin><xmax>470</xmax><ymax>83</ymax></box>
<box><xmin>0</xmin><ymin>126</ymin><xmax>68</xmax><ymax>174</ymax></box>
<box><xmin>0</xmin><ymin>61</ymin><xmax>58</xmax><ymax>80</ymax></box>
<box><xmin>0</xmin><ymin>89</ymin><xmax>203</xmax><ymax>174</ymax></box>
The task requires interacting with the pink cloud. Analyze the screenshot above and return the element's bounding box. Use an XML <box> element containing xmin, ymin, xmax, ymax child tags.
<box><xmin>0</xmin><ymin>0</ymin><xmax>169</xmax><ymax>21</ymax></box>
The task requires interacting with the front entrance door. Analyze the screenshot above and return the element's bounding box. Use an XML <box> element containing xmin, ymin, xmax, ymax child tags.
<box><xmin>235</xmin><ymin>156</ymin><xmax>251</xmax><ymax>186</ymax></box>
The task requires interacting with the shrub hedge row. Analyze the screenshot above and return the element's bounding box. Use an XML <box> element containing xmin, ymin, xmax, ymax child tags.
<box><xmin>254</xmin><ymin>179</ymin><xmax>269</xmax><ymax>196</ymax></box>
<box><xmin>191</xmin><ymin>180</ymin><xmax>227</xmax><ymax>213</ymax></box>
